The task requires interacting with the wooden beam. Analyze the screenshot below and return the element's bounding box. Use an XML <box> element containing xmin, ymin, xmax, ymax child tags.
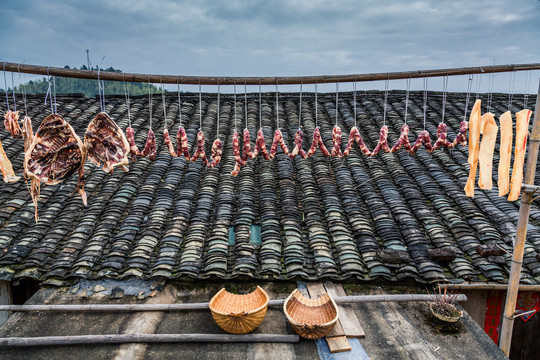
<box><xmin>324</xmin><ymin>283</ymin><xmax>365</xmax><ymax>338</ymax></box>
<box><xmin>2</xmin><ymin>61</ymin><xmax>540</xmax><ymax>85</ymax></box>
<box><xmin>499</xmin><ymin>79</ymin><xmax>540</xmax><ymax>357</ymax></box>
<box><xmin>0</xmin><ymin>293</ymin><xmax>467</xmax><ymax>312</ymax></box>
<box><xmin>0</xmin><ymin>333</ymin><xmax>300</xmax><ymax>347</ymax></box>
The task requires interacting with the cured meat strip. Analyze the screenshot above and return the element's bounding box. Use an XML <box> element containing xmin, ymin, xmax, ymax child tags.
<box><xmin>390</xmin><ymin>124</ymin><xmax>412</xmax><ymax>153</ymax></box>
<box><xmin>450</xmin><ymin>121</ymin><xmax>468</xmax><ymax>148</ymax></box>
<box><xmin>125</xmin><ymin>127</ymin><xmax>139</xmax><ymax>162</ymax></box>
<box><xmin>0</xmin><ymin>139</ymin><xmax>20</xmax><ymax>183</ymax></box>
<box><xmin>408</xmin><ymin>130</ymin><xmax>433</xmax><ymax>155</ymax></box>
<box><xmin>176</xmin><ymin>126</ymin><xmax>191</xmax><ymax>159</ymax></box>
<box><xmin>3</xmin><ymin>110</ymin><xmax>22</xmax><ymax>138</ymax></box>
<box><xmin>25</xmin><ymin>114</ymin><xmax>87</xmax><ymax>221</ymax></box>
<box><xmin>464</xmin><ymin>99</ymin><xmax>482</xmax><ymax>197</ymax></box>
<box><xmin>84</xmin><ymin>112</ymin><xmax>130</xmax><ymax>173</ymax></box>
<box><xmin>432</xmin><ymin>123</ymin><xmax>453</xmax><ymax>151</ymax></box>
<box><xmin>343</xmin><ymin>126</ymin><xmax>372</xmax><ymax>156</ymax></box>
<box><xmin>498</xmin><ymin>111</ymin><xmax>513</xmax><ymax>196</ymax></box>
<box><xmin>306</xmin><ymin>127</ymin><xmax>330</xmax><ymax>157</ymax></box>
<box><xmin>21</xmin><ymin>116</ymin><xmax>34</xmax><ymax>180</ymax></box>
<box><xmin>189</xmin><ymin>130</ymin><xmax>208</xmax><ymax>166</ymax></box>
<box><xmin>268</xmin><ymin>129</ymin><xmax>290</xmax><ymax>158</ymax></box>
<box><xmin>163</xmin><ymin>128</ymin><xmax>177</xmax><ymax>157</ymax></box>
<box><xmin>140</xmin><ymin>129</ymin><xmax>157</xmax><ymax>161</ymax></box>
<box><xmin>478</xmin><ymin>113</ymin><xmax>498</xmax><ymax>190</ymax></box>
<box><xmin>289</xmin><ymin>129</ymin><xmax>308</xmax><ymax>159</ymax></box>
<box><xmin>508</xmin><ymin>109</ymin><xmax>533</xmax><ymax>201</ymax></box>
<box><xmin>207</xmin><ymin>138</ymin><xmax>223</xmax><ymax>168</ymax></box>
<box><xmin>331</xmin><ymin>126</ymin><xmax>343</xmax><ymax>157</ymax></box>
<box><xmin>242</xmin><ymin>128</ymin><xmax>257</xmax><ymax>159</ymax></box>
<box><xmin>255</xmin><ymin>129</ymin><xmax>271</xmax><ymax>160</ymax></box>
<box><xmin>370</xmin><ymin>125</ymin><xmax>392</xmax><ymax>155</ymax></box>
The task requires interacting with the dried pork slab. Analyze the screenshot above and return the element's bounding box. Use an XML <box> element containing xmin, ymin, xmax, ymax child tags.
<box><xmin>508</xmin><ymin>109</ymin><xmax>532</xmax><ymax>201</ymax></box>
<box><xmin>464</xmin><ymin>99</ymin><xmax>482</xmax><ymax>197</ymax></box>
<box><xmin>498</xmin><ymin>111</ymin><xmax>513</xmax><ymax>196</ymax></box>
<box><xmin>0</xmin><ymin>139</ymin><xmax>20</xmax><ymax>183</ymax></box>
<box><xmin>478</xmin><ymin>113</ymin><xmax>498</xmax><ymax>190</ymax></box>
<box><xmin>3</xmin><ymin>110</ymin><xmax>22</xmax><ymax>138</ymax></box>
<box><xmin>25</xmin><ymin>114</ymin><xmax>87</xmax><ymax>221</ymax></box>
<box><xmin>84</xmin><ymin>112</ymin><xmax>130</xmax><ymax>173</ymax></box>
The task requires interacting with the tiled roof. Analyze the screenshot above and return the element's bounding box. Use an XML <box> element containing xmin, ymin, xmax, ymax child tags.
<box><xmin>0</xmin><ymin>91</ymin><xmax>538</xmax><ymax>285</ymax></box>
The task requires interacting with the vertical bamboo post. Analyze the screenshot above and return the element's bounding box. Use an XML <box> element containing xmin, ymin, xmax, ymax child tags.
<box><xmin>499</xmin><ymin>80</ymin><xmax>540</xmax><ymax>357</ymax></box>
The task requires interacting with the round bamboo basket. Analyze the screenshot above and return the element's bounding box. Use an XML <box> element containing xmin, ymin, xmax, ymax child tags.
<box><xmin>209</xmin><ymin>286</ymin><xmax>269</xmax><ymax>334</ymax></box>
<box><xmin>283</xmin><ymin>289</ymin><xmax>339</xmax><ymax>340</ymax></box>
<box><xmin>430</xmin><ymin>303</ymin><xmax>463</xmax><ymax>323</ymax></box>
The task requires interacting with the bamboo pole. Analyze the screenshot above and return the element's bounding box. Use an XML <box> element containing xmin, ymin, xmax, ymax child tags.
<box><xmin>0</xmin><ymin>333</ymin><xmax>300</xmax><ymax>347</ymax></box>
<box><xmin>499</xmin><ymin>80</ymin><xmax>540</xmax><ymax>357</ymax></box>
<box><xmin>2</xmin><ymin>61</ymin><xmax>540</xmax><ymax>85</ymax></box>
<box><xmin>0</xmin><ymin>294</ymin><xmax>467</xmax><ymax>312</ymax></box>
<box><xmin>444</xmin><ymin>283</ymin><xmax>540</xmax><ymax>292</ymax></box>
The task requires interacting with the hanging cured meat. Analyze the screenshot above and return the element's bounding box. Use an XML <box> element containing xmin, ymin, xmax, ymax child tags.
<box><xmin>255</xmin><ymin>129</ymin><xmax>271</xmax><ymax>160</ymax></box>
<box><xmin>464</xmin><ymin>99</ymin><xmax>482</xmax><ymax>197</ymax></box>
<box><xmin>176</xmin><ymin>126</ymin><xmax>191</xmax><ymax>159</ymax></box>
<box><xmin>478</xmin><ymin>113</ymin><xmax>498</xmax><ymax>190</ymax></box>
<box><xmin>231</xmin><ymin>130</ymin><xmax>245</xmax><ymax>176</ymax></box>
<box><xmin>21</xmin><ymin>116</ymin><xmax>34</xmax><ymax>180</ymax></box>
<box><xmin>390</xmin><ymin>124</ymin><xmax>412</xmax><ymax>153</ymax></box>
<box><xmin>289</xmin><ymin>129</ymin><xmax>308</xmax><ymax>159</ymax></box>
<box><xmin>370</xmin><ymin>126</ymin><xmax>392</xmax><ymax>155</ymax></box>
<box><xmin>450</xmin><ymin>121</ymin><xmax>469</xmax><ymax>148</ymax></box>
<box><xmin>125</xmin><ymin>127</ymin><xmax>139</xmax><ymax>162</ymax></box>
<box><xmin>25</xmin><ymin>114</ymin><xmax>87</xmax><ymax>221</ymax></box>
<box><xmin>207</xmin><ymin>138</ymin><xmax>223</xmax><ymax>168</ymax></box>
<box><xmin>508</xmin><ymin>109</ymin><xmax>532</xmax><ymax>201</ymax></box>
<box><xmin>306</xmin><ymin>127</ymin><xmax>330</xmax><ymax>157</ymax></box>
<box><xmin>140</xmin><ymin>129</ymin><xmax>157</xmax><ymax>161</ymax></box>
<box><xmin>408</xmin><ymin>130</ymin><xmax>433</xmax><ymax>155</ymax></box>
<box><xmin>163</xmin><ymin>128</ymin><xmax>177</xmax><ymax>157</ymax></box>
<box><xmin>242</xmin><ymin>128</ymin><xmax>257</xmax><ymax>159</ymax></box>
<box><xmin>343</xmin><ymin>126</ymin><xmax>372</xmax><ymax>156</ymax></box>
<box><xmin>498</xmin><ymin>111</ymin><xmax>513</xmax><ymax>196</ymax></box>
<box><xmin>330</xmin><ymin>126</ymin><xmax>343</xmax><ymax>157</ymax></box>
<box><xmin>432</xmin><ymin>123</ymin><xmax>452</xmax><ymax>151</ymax></box>
<box><xmin>0</xmin><ymin>139</ymin><xmax>20</xmax><ymax>183</ymax></box>
<box><xmin>84</xmin><ymin>112</ymin><xmax>130</xmax><ymax>173</ymax></box>
<box><xmin>3</xmin><ymin>110</ymin><xmax>22</xmax><ymax>138</ymax></box>
<box><xmin>190</xmin><ymin>130</ymin><xmax>208</xmax><ymax>166</ymax></box>
<box><xmin>268</xmin><ymin>129</ymin><xmax>290</xmax><ymax>159</ymax></box>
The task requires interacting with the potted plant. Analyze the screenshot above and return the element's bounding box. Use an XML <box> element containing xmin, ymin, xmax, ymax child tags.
<box><xmin>428</xmin><ymin>284</ymin><xmax>463</xmax><ymax>323</ymax></box>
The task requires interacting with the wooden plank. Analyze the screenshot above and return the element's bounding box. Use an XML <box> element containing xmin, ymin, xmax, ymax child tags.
<box><xmin>326</xmin><ymin>336</ymin><xmax>352</xmax><ymax>354</ymax></box>
<box><xmin>324</xmin><ymin>283</ymin><xmax>365</xmax><ymax>338</ymax></box>
<box><xmin>306</xmin><ymin>283</ymin><xmax>345</xmax><ymax>338</ymax></box>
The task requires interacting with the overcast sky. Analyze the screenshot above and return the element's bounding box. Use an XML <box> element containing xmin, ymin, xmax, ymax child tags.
<box><xmin>1</xmin><ymin>0</ymin><xmax>539</xmax><ymax>94</ymax></box>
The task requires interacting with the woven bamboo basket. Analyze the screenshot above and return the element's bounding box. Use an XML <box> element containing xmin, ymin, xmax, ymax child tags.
<box><xmin>209</xmin><ymin>286</ymin><xmax>269</xmax><ymax>334</ymax></box>
<box><xmin>283</xmin><ymin>289</ymin><xmax>339</xmax><ymax>340</ymax></box>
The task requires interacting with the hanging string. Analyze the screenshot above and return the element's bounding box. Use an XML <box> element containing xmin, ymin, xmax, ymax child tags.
<box><xmin>234</xmin><ymin>82</ymin><xmax>237</xmax><ymax>131</ymax></box>
<box><xmin>353</xmin><ymin>79</ymin><xmax>357</xmax><ymax>127</ymax></box>
<box><xmin>475</xmin><ymin>72</ymin><xmax>482</xmax><ymax>99</ymax></box>
<box><xmin>487</xmin><ymin>62</ymin><xmax>495</xmax><ymax>113</ymax></box>
<box><xmin>524</xmin><ymin>69</ymin><xmax>533</xmax><ymax>108</ymax></box>
<box><xmin>258</xmin><ymin>82</ymin><xmax>262</xmax><ymax>129</ymax></box>
<box><xmin>404</xmin><ymin>75</ymin><xmax>411</xmax><ymax>123</ymax></box>
<box><xmin>244</xmin><ymin>82</ymin><xmax>248</xmax><ymax>129</ymax></box>
<box><xmin>44</xmin><ymin>67</ymin><xmax>53</xmax><ymax>113</ymax></box>
<box><xmin>3</xmin><ymin>61</ymin><xmax>9</xmax><ymax>111</ymax></box>
<box><xmin>10</xmin><ymin>73</ymin><xmax>16</xmax><ymax>111</ymax></box>
<box><xmin>275</xmin><ymin>82</ymin><xmax>279</xmax><ymax>129</ymax></box>
<box><xmin>463</xmin><ymin>74</ymin><xmax>474</xmax><ymax>121</ymax></box>
<box><xmin>315</xmin><ymin>82</ymin><xmax>318</xmax><ymax>128</ymax></box>
<box><xmin>217</xmin><ymin>82</ymin><xmax>220</xmax><ymax>138</ymax></box>
<box><xmin>161</xmin><ymin>80</ymin><xmax>167</xmax><ymax>128</ymax></box>
<box><xmin>441</xmin><ymin>75</ymin><xmax>448</xmax><ymax>123</ymax></box>
<box><xmin>177</xmin><ymin>77</ymin><xmax>182</xmax><ymax>127</ymax></box>
<box><xmin>97</xmin><ymin>66</ymin><xmax>102</xmax><ymax>112</ymax></box>
<box><xmin>383</xmin><ymin>76</ymin><xmax>389</xmax><ymax>126</ymax></box>
<box><xmin>122</xmin><ymin>73</ymin><xmax>131</xmax><ymax>128</ymax></box>
<box><xmin>335</xmin><ymin>79</ymin><xmax>339</xmax><ymax>127</ymax></box>
<box><xmin>52</xmin><ymin>76</ymin><xmax>57</xmax><ymax>114</ymax></box>
<box><xmin>422</xmin><ymin>77</ymin><xmax>428</xmax><ymax>130</ymax></box>
<box><xmin>298</xmin><ymin>81</ymin><xmax>302</xmax><ymax>130</ymax></box>
<box><xmin>199</xmin><ymin>80</ymin><xmax>202</xmax><ymax>130</ymax></box>
<box><xmin>508</xmin><ymin>71</ymin><xmax>516</xmax><ymax>112</ymax></box>
<box><xmin>101</xmin><ymin>79</ymin><xmax>106</xmax><ymax>110</ymax></box>
<box><xmin>18</xmin><ymin>63</ymin><xmax>28</xmax><ymax>116</ymax></box>
<box><xmin>148</xmin><ymin>80</ymin><xmax>153</xmax><ymax>130</ymax></box>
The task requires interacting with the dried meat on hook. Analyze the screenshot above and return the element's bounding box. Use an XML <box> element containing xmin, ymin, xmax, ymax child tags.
<box><xmin>176</xmin><ymin>126</ymin><xmax>191</xmax><ymax>159</ymax></box>
<box><xmin>306</xmin><ymin>127</ymin><xmax>330</xmax><ymax>157</ymax></box>
<box><xmin>431</xmin><ymin>123</ymin><xmax>452</xmax><ymax>151</ymax></box>
<box><xmin>24</xmin><ymin>114</ymin><xmax>87</xmax><ymax>221</ymax></box>
<box><xmin>0</xmin><ymin>139</ymin><xmax>20</xmax><ymax>183</ymax></box>
<box><xmin>125</xmin><ymin>127</ymin><xmax>140</xmax><ymax>161</ymax></box>
<box><xmin>390</xmin><ymin>124</ymin><xmax>412</xmax><ymax>153</ymax></box>
<box><xmin>289</xmin><ymin>129</ymin><xmax>308</xmax><ymax>159</ymax></box>
<box><xmin>190</xmin><ymin>129</ymin><xmax>208</xmax><ymax>166</ymax></box>
<box><xmin>408</xmin><ymin>130</ymin><xmax>433</xmax><ymax>155</ymax></box>
<box><xmin>84</xmin><ymin>112</ymin><xmax>130</xmax><ymax>173</ymax></box>
<box><xmin>140</xmin><ymin>128</ymin><xmax>157</xmax><ymax>160</ymax></box>
<box><xmin>370</xmin><ymin>126</ymin><xmax>392</xmax><ymax>155</ymax></box>
<box><xmin>3</xmin><ymin>110</ymin><xmax>21</xmax><ymax>138</ymax></box>
<box><xmin>255</xmin><ymin>129</ymin><xmax>271</xmax><ymax>160</ymax></box>
<box><xmin>243</xmin><ymin>128</ymin><xmax>257</xmax><ymax>159</ymax></box>
<box><xmin>207</xmin><ymin>138</ymin><xmax>223</xmax><ymax>168</ymax></box>
<box><xmin>449</xmin><ymin>121</ymin><xmax>468</xmax><ymax>148</ymax></box>
<box><xmin>344</xmin><ymin>126</ymin><xmax>372</xmax><ymax>156</ymax></box>
<box><xmin>330</xmin><ymin>126</ymin><xmax>343</xmax><ymax>157</ymax></box>
<box><xmin>163</xmin><ymin>127</ymin><xmax>177</xmax><ymax>157</ymax></box>
<box><xmin>268</xmin><ymin>128</ymin><xmax>289</xmax><ymax>158</ymax></box>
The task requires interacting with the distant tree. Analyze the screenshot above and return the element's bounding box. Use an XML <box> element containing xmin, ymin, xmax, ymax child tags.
<box><xmin>1</xmin><ymin>65</ymin><xmax>164</xmax><ymax>97</ymax></box>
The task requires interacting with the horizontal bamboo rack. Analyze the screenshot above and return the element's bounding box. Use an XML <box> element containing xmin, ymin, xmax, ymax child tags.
<box><xmin>0</xmin><ymin>333</ymin><xmax>300</xmax><ymax>347</ymax></box>
<box><xmin>3</xmin><ymin>61</ymin><xmax>540</xmax><ymax>85</ymax></box>
<box><xmin>0</xmin><ymin>294</ymin><xmax>467</xmax><ymax>312</ymax></box>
